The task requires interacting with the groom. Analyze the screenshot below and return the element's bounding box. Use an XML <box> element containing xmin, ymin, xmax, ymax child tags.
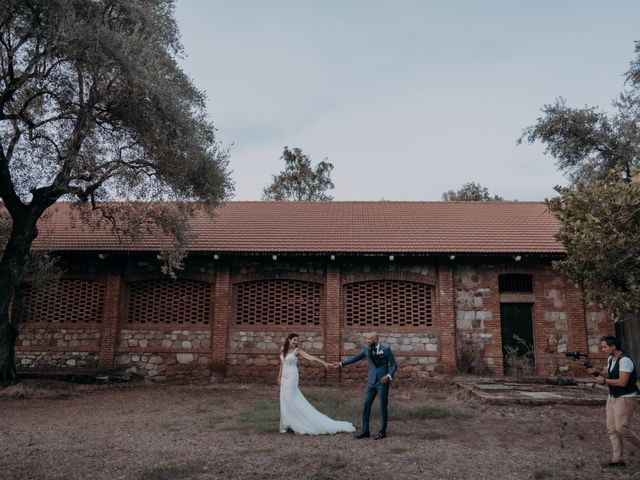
<box><xmin>338</xmin><ymin>332</ymin><xmax>398</xmax><ymax>440</ymax></box>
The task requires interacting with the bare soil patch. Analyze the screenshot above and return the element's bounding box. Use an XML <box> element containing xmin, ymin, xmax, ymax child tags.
<box><xmin>1</xmin><ymin>379</ymin><xmax>639</xmax><ymax>480</ymax></box>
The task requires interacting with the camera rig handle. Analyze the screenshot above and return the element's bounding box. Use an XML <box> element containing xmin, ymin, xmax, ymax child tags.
<box><xmin>565</xmin><ymin>351</ymin><xmax>599</xmax><ymax>376</ymax></box>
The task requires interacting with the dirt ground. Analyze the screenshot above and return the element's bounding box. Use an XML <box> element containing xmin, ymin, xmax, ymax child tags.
<box><xmin>1</xmin><ymin>378</ymin><xmax>640</xmax><ymax>480</ymax></box>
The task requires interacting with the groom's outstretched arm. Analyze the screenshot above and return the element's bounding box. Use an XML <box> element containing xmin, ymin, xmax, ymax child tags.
<box><xmin>339</xmin><ymin>349</ymin><xmax>366</xmax><ymax>367</ymax></box>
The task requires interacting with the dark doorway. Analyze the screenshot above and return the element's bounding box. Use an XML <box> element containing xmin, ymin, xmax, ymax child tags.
<box><xmin>500</xmin><ymin>303</ymin><xmax>534</xmax><ymax>375</ymax></box>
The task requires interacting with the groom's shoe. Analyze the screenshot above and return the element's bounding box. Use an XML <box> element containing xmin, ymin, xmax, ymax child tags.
<box><xmin>355</xmin><ymin>432</ymin><xmax>370</xmax><ymax>439</ymax></box>
<box><xmin>374</xmin><ymin>432</ymin><xmax>386</xmax><ymax>440</ymax></box>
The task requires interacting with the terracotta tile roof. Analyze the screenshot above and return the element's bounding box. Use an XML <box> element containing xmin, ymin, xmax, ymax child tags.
<box><xmin>31</xmin><ymin>201</ymin><xmax>564</xmax><ymax>254</ymax></box>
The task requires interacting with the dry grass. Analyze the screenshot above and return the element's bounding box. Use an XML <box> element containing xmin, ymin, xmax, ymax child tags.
<box><xmin>1</xmin><ymin>379</ymin><xmax>639</xmax><ymax>480</ymax></box>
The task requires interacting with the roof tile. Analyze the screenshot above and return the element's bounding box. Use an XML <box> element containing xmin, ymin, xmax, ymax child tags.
<box><xmin>31</xmin><ymin>201</ymin><xmax>564</xmax><ymax>254</ymax></box>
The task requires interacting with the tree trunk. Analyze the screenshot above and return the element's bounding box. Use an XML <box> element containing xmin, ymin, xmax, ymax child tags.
<box><xmin>0</xmin><ymin>215</ymin><xmax>40</xmax><ymax>385</ymax></box>
<box><xmin>0</xmin><ymin>321</ymin><xmax>18</xmax><ymax>385</ymax></box>
<box><xmin>620</xmin><ymin>312</ymin><xmax>640</xmax><ymax>366</ymax></box>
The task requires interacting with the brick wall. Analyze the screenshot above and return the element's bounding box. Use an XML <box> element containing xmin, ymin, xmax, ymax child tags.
<box><xmin>13</xmin><ymin>254</ymin><xmax>615</xmax><ymax>382</ymax></box>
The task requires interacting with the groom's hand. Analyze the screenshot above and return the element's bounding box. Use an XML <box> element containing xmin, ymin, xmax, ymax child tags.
<box><xmin>380</xmin><ymin>375</ymin><xmax>390</xmax><ymax>384</ymax></box>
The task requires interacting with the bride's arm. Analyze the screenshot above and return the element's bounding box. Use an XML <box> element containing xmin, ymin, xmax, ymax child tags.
<box><xmin>297</xmin><ymin>349</ymin><xmax>329</xmax><ymax>368</ymax></box>
<box><xmin>278</xmin><ymin>349</ymin><xmax>283</xmax><ymax>385</ymax></box>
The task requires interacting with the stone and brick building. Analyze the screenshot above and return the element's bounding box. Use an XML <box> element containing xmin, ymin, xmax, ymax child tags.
<box><xmin>12</xmin><ymin>201</ymin><xmax>614</xmax><ymax>383</ymax></box>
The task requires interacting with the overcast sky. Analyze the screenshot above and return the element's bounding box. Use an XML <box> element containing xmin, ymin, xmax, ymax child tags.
<box><xmin>174</xmin><ymin>1</ymin><xmax>640</xmax><ymax>201</ymax></box>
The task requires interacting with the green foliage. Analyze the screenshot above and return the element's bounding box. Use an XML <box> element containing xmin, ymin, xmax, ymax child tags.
<box><xmin>520</xmin><ymin>42</ymin><xmax>640</xmax><ymax>187</ymax></box>
<box><xmin>138</xmin><ymin>463</ymin><xmax>205</xmax><ymax>480</ymax></box>
<box><xmin>456</xmin><ymin>337</ymin><xmax>492</xmax><ymax>375</ymax></box>
<box><xmin>441</xmin><ymin>182</ymin><xmax>504</xmax><ymax>201</ymax></box>
<box><xmin>546</xmin><ymin>171</ymin><xmax>640</xmax><ymax>316</ymax></box>
<box><xmin>418</xmin><ymin>430</ymin><xmax>448</xmax><ymax>440</ymax></box>
<box><xmin>533</xmin><ymin>469</ymin><xmax>554</xmax><ymax>480</ymax></box>
<box><xmin>521</xmin><ymin>42</ymin><xmax>640</xmax><ymax>317</ymax></box>
<box><xmin>262</xmin><ymin>147</ymin><xmax>334</xmax><ymax>201</ymax></box>
<box><xmin>0</xmin><ymin>0</ymin><xmax>233</xmax><ymax>275</ymax></box>
<box><xmin>235</xmin><ymin>400</ymin><xmax>281</xmax><ymax>433</ymax></box>
<box><xmin>394</xmin><ymin>403</ymin><xmax>471</xmax><ymax>420</ymax></box>
<box><xmin>519</xmin><ymin>96</ymin><xmax>639</xmax><ymax>185</ymax></box>
<box><xmin>318</xmin><ymin>455</ymin><xmax>348</xmax><ymax>470</ymax></box>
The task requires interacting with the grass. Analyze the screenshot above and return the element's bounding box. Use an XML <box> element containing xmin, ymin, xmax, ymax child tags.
<box><xmin>304</xmin><ymin>389</ymin><xmax>471</xmax><ymax>423</ymax></box>
<box><xmin>311</xmin><ymin>475</ymin><xmax>337</xmax><ymax>480</ymax></box>
<box><xmin>138</xmin><ymin>462</ymin><xmax>205</xmax><ymax>480</ymax></box>
<box><xmin>418</xmin><ymin>430</ymin><xmax>448</xmax><ymax>440</ymax></box>
<box><xmin>394</xmin><ymin>403</ymin><xmax>471</xmax><ymax>421</ymax></box>
<box><xmin>160</xmin><ymin>421</ymin><xmax>182</xmax><ymax>433</ymax></box>
<box><xmin>312</xmin><ymin>454</ymin><xmax>349</xmax><ymax>480</ymax></box>
<box><xmin>203</xmin><ymin>414</ymin><xmax>231</xmax><ymax>429</ymax></box>
<box><xmin>234</xmin><ymin>393</ymin><xmax>358</xmax><ymax>433</ymax></box>
<box><xmin>235</xmin><ymin>400</ymin><xmax>281</xmax><ymax>432</ymax></box>
<box><xmin>232</xmin><ymin>391</ymin><xmax>470</xmax><ymax>435</ymax></box>
<box><xmin>525</xmin><ymin>425</ymin><xmax>542</xmax><ymax>435</ymax></box>
<box><xmin>194</xmin><ymin>402</ymin><xmax>216</xmax><ymax>413</ymax></box>
<box><xmin>389</xmin><ymin>447</ymin><xmax>409</xmax><ymax>454</ymax></box>
<box><xmin>533</xmin><ymin>469</ymin><xmax>554</xmax><ymax>480</ymax></box>
<box><xmin>303</xmin><ymin>389</ymin><xmax>361</xmax><ymax>419</ymax></box>
<box><xmin>319</xmin><ymin>454</ymin><xmax>348</xmax><ymax>470</ymax></box>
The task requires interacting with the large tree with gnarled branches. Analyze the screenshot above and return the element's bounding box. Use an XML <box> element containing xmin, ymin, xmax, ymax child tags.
<box><xmin>0</xmin><ymin>0</ymin><xmax>233</xmax><ymax>384</ymax></box>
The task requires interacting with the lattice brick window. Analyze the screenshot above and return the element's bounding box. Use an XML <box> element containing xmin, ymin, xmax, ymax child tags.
<box><xmin>234</xmin><ymin>279</ymin><xmax>322</xmax><ymax>325</ymax></box>
<box><xmin>499</xmin><ymin>274</ymin><xmax>533</xmax><ymax>293</ymax></box>
<box><xmin>127</xmin><ymin>279</ymin><xmax>211</xmax><ymax>324</ymax></box>
<box><xmin>13</xmin><ymin>279</ymin><xmax>105</xmax><ymax>324</ymax></box>
<box><xmin>344</xmin><ymin>280</ymin><xmax>433</xmax><ymax>327</ymax></box>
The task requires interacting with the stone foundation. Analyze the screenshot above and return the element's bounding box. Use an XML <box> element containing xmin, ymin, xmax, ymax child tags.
<box><xmin>341</xmin><ymin>331</ymin><xmax>437</xmax><ymax>354</ymax></box>
<box><xmin>17</xmin><ymin>351</ymin><xmax>100</xmax><ymax>369</ymax></box>
<box><xmin>115</xmin><ymin>353</ymin><xmax>211</xmax><ymax>382</ymax></box>
<box><xmin>16</xmin><ymin>328</ymin><xmax>101</xmax><ymax>349</ymax></box>
<box><xmin>118</xmin><ymin>329</ymin><xmax>210</xmax><ymax>349</ymax></box>
<box><xmin>226</xmin><ymin>353</ymin><xmax>327</xmax><ymax>382</ymax></box>
<box><xmin>230</xmin><ymin>331</ymin><xmax>323</xmax><ymax>350</ymax></box>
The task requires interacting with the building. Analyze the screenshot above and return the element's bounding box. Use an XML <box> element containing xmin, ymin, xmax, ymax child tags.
<box><xmin>13</xmin><ymin>201</ymin><xmax>613</xmax><ymax>382</ymax></box>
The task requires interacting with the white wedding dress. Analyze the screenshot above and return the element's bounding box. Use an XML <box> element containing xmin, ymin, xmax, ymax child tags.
<box><xmin>279</xmin><ymin>349</ymin><xmax>355</xmax><ymax>435</ymax></box>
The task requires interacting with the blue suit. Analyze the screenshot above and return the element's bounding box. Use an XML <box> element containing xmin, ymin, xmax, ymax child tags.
<box><xmin>340</xmin><ymin>343</ymin><xmax>398</xmax><ymax>436</ymax></box>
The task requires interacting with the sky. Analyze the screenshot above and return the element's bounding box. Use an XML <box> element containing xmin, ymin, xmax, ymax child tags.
<box><xmin>174</xmin><ymin>1</ymin><xmax>640</xmax><ymax>201</ymax></box>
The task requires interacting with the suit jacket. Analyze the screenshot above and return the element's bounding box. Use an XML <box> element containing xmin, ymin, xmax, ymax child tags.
<box><xmin>341</xmin><ymin>343</ymin><xmax>398</xmax><ymax>385</ymax></box>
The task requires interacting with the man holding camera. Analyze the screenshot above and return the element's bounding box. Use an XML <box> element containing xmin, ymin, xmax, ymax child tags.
<box><xmin>589</xmin><ymin>335</ymin><xmax>640</xmax><ymax>468</ymax></box>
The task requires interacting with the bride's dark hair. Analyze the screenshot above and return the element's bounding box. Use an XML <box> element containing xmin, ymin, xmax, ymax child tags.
<box><xmin>282</xmin><ymin>333</ymin><xmax>299</xmax><ymax>356</ymax></box>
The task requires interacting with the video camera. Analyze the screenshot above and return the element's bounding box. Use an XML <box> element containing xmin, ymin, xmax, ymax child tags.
<box><xmin>565</xmin><ymin>351</ymin><xmax>600</xmax><ymax>376</ymax></box>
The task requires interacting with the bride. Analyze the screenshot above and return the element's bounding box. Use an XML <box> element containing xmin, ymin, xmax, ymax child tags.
<box><xmin>279</xmin><ymin>333</ymin><xmax>355</xmax><ymax>435</ymax></box>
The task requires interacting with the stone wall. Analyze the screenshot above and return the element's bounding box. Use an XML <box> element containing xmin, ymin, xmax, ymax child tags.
<box><xmin>231</xmin><ymin>258</ymin><xmax>325</xmax><ymax>281</ymax></box>
<box><xmin>18</xmin><ymin>352</ymin><xmax>100</xmax><ymax>369</ymax></box>
<box><xmin>12</xmin><ymin>254</ymin><xmax>616</xmax><ymax>382</ymax></box>
<box><xmin>341</xmin><ymin>331</ymin><xmax>437</xmax><ymax>354</ymax></box>
<box><xmin>16</xmin><ymin>326</ymin><xmax>101</xmax><ymax>370</ymax></box>
<box><xmin>17</xmin><ymin>327</ymin><xmax>101</xmax><ymax>349</ymax></box>
<box><xmin>115</xmin><ymin>353</ymin><xmax>210</xmax><ymax>382</ymax></box>
<box><xmin>118</xmin><ymin>329</ymin><xmax>210</xmax><ymax>349</ymax></box>
<box><xmin>229</xmin><ymin>331</ymin><xmax>323</xmax><ymax>351</ymax></box>
<box><xmin>340</xmin><ymin>332</ymin><xmax>439</xmax><ymax>381</ymax></box>
<box><xmin>454</xmin><ymin>265</ymin><xmax>501</xmax><ymax>373</ymax></box>
<box><xmin>226</xmin><ymin>353</ymin><xmax>327</xmax><ymax>383</ymax></box>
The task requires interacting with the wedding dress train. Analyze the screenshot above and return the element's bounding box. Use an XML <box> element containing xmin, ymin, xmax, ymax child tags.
<box><xmin>279</xmin><ymin>350</ymin><xmax>355</xmax><ymax>435</ymax></box>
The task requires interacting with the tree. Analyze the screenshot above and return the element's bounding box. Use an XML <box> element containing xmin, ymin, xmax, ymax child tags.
<box><xmin>521</xmin><ymin>42</ymin><xmax>640</xmax><ymax>357</ymax></box>
<box><xmin>441</xmin><ymin>182</ymin><xmax>504</xmax><ymax>201</ymax></box>
<box><xmin>262</xmin><ymin>147</ymin><xmax>334</xmax><ymax>201</ymax></box>
<box><xmin>518</xmin><ymin>96</ymin><xmax>639</xmax><ymax>185</ymax></box>
<box><xmin>0</xmin><ymin>0</ymin><xmax>233</xmax><ymax>384</ymax></box>
<box><xmin>545</xmin><ymin>172</ymin><xmax>640</xmax><ymax>362</ymax></box>
<box><xmin>519</xmin><ymin>41</ymin><xmax>640</xmax><ymax>186</ymax></box>
<box><xmin>546</xmin><ymin>172</ymin><xmax>640</xmax><ymax>317</ymax></box>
